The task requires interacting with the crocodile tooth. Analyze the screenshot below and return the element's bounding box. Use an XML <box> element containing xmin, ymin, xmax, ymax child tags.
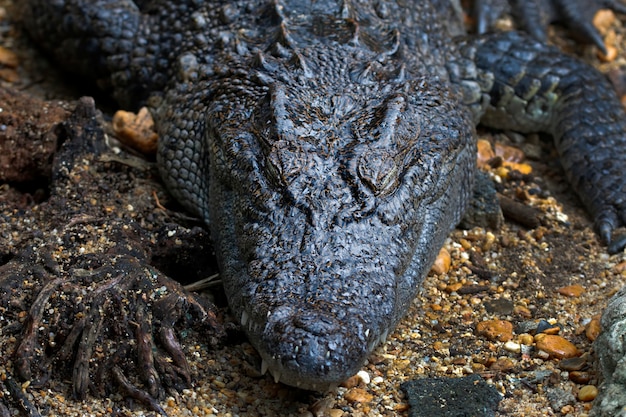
<box><xmin>365</xmin><ymin>328</ymin><xmax>370</xmax><ymax>338</ymax></box>
<box><xmin>368</xmin><ymin>336</ymin><xmax>379</xmax><ymax>351</ymax></box>
<box><xmin>271</xmin><ymin>368</ymin><xmax>281</xmax><ymax>384</ymax></box>
<box><xmin>261</xmin><ymin>359</ymin><xmax>269</xmax><ymax>375</ymax></box>
<box><xmin>241</xmin><ymin>311</ymin><xmax>248</xmax><ymax>326</ymax></box>
<box><xmin>381</xmin><ymin>329</ymin><xmax>389</xmax><ymax>342</ymax></box>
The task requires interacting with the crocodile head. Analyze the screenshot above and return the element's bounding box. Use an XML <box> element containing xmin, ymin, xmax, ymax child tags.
<box><xmin>205</xmin><ymin>50</ymin><xmax>475</xmax><ymax>390</ymax></box>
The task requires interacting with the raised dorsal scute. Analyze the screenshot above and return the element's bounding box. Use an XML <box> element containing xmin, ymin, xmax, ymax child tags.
<box><xmin>252</xmin><ymin>50</ymin><xmax>275</xmax><ymax>72</ymax></box>
<box><xmin>376</xmin><ymin>28</ymin><xmax>401</xmax><ymax>60</ymax></box>
<box><xmin>287</xmin><ymin>51</ymin><xmax>312</xmax><ymax>78</ymax></box>
<box><xmin>277</xmin><ymin>22</ymin><xmax>296</xmax><ymax>49</ymax></box>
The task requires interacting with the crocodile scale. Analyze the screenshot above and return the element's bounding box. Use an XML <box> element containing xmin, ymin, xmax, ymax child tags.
<box><xmin>21</xmin><ymin>0</ymin><xmax>626</xmax><ymax>390</ymax></box>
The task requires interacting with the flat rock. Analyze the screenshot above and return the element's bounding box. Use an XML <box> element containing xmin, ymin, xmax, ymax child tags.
<box><xmin>476</xmin><ymin>319</ymin><xmax>514</xmax><ymax>342</ymax></box>
<box><xmin>401</xmin><ymin>374</ymin><xmax>501</xmax><ymax>417</ymax></box>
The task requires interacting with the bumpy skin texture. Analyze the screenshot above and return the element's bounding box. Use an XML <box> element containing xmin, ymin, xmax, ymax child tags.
<box><xmin>21</xmin><ymin>0</ymin><xmax>626</xmax><ymax>389</ymax></box>
<box><xmin>459</xmin><ymin>30</ymin><xmax>626</xmax><ymax>243</ymax></box>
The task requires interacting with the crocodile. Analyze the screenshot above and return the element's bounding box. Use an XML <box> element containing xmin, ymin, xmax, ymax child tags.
<box><xmin>20</xmin><ymin>0</ymin><xmax>626</xmax><ymax>391</ymax></box>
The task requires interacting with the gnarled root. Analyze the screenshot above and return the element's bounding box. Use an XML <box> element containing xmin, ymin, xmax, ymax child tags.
<box><xmin>1</xmin><ymin>249</ymin><xmax>224</xmax><ymax>411</ymax></box>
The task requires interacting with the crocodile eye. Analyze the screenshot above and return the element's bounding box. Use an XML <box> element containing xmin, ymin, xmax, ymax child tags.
<box><xmin>357</xmin><ymin>148</ymin><xmax>399</xmax><ymax>197</ymax></box>
<box><xmin>266</xmin><ymin>140</ymin><xmax>312</xmax><ymax>187</ymax></box>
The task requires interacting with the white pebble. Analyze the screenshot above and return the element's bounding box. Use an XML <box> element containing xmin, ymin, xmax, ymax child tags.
<box><xmin>536</xmin><ymin>350</ymin><xmax>550</xmax><ymax>360</ymax></box>
<box><xmin>356</xmin><ymin>370</ymin><xmax>370</xmax><ymax>384</ymax></box>
<box><xmin>372</xmin><ymin>376</ymin><xmax>384</xmax><ymax>385</ymax></box>
<box><xmin>504</xmin><ymin>341</ymin><xmax>521</xmax><ymax>353</ymax></box>
<box><xmin>555</xmin><ymin>212</ymin><xmax>569</xmax><ymax>223</ymax></box>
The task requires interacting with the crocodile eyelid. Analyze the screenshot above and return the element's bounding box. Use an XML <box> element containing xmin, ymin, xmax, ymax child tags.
<box><xmin>357</xmin><ymin>148</ymin><xmax>399</xmax><ymax>197</ymax></box>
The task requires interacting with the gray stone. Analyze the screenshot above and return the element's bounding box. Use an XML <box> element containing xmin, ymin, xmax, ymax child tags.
<box><xmin>592</xmin><ymin>286</ymin><xmax>626</xmax><ymax>417</ymax></box>
<box><xmin>546</xmin><ymin>387</ymin><xmax>575</xmax><ymax>412</ymax></box>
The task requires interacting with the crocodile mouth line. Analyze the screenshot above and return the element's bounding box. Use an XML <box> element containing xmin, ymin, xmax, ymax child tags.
<box><xmin>238</xmin><ymin>306</ymin><xmax>389</xmax><ymax>390</ymax></box>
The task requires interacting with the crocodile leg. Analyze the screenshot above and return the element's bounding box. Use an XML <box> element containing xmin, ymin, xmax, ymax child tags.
<box><xmin>457</xmin><ymin>30</ymin><xmax>626</xmax><ymax>244</ymax></box>
<box><xmin>20</xmin><ymin>0</ymin><xmax>215</xmax><ymax>223</ymax></box>
<box><xmin>476</xmin><ymin>0</ymin><xmax>626</xmax><ymax>53</ymax></box>
<box><xmin>18</xmin><ymin>0</ymin><xmax>172</xmax><ymax>108</ymax></box>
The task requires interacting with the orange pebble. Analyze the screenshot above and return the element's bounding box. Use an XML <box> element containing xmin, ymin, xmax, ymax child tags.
<box><xmin>476</xmin><ymin>320</ymin><xmax>514</xmax><ymax>342</ymax></box>
<box><xmin>535</xmin><ymin>334</ymin><xmax>579</xmax><ymax>359</ymax></box>
<box><xmin>585</xmin><ymin>316</ymin><xmax>602</xmax><ymax>342</ymax></box>
<box><xmin>430</xmin><ymin>247</ymin><xmax>451</xmax><ymax>275</ymax></box>
<box><xmin>112</xmin><ymin>107</ymin><xmax>159</xmax><ymax>154</ymax></box>
<box><xmin>344</xmin><ymin>388</ymin><xmax>374</xmax><ymax>403</ymax></box>
<box><xmin>557</xmin><ymin>284</ymin><xmax>585</xmax><ymax>297</ymax></box>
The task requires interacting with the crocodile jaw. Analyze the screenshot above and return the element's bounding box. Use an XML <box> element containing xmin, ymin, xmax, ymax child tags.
<box><xmin>215</xmin><ymin>206</ymin><xmax>409</xmax><ymax>389</ymax></box>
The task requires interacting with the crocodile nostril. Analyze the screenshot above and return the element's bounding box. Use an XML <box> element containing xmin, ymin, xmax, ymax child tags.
<box><xmin>293</xmin><ymin>310</ymin><xmax>341</xmax><ymax>336</ymax></box>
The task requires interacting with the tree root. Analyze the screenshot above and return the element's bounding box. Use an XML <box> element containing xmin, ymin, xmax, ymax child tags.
<box><xmin>0</xmin><ymin>249</ymin><xmax>224</xmax><ymax>407</ymax></box>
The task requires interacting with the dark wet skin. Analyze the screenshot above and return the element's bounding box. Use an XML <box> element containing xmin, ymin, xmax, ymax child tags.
<box><xmin>20</xmin><ymin>0</ymin><xmax>626</xmax><ymax>390</ymax></box>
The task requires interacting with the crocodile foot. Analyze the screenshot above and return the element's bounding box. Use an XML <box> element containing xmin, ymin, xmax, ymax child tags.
<box><xmin>475</xmin><ymin>0</ymin><xmax>626</xmax><ymax>53</ymax></box>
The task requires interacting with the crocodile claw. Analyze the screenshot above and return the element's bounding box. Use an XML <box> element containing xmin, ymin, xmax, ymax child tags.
<box><xmin>597</xmin><ymin>208</ymin><xmax>626</xmax><ymax>253</ymax></box>
<box><xmin>475</xmin><ymin>0</ymin><xmax>511</xmax><ymax>35</ymax></box>
<box><xmin>596</xmin><ymin>212</ymin><xmax>618</xmax><ymax>246</ymax></box>
<box><xmin>476</xmin><ymin>0</ymin><xmax>626</xmax><ymax>54</ymax></box>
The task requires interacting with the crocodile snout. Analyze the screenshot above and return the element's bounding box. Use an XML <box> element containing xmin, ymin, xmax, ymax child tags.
<box><xmin>253</xmin><ymin>304</ymin><xmax>373</xmax><ymax>390</ymax></box>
